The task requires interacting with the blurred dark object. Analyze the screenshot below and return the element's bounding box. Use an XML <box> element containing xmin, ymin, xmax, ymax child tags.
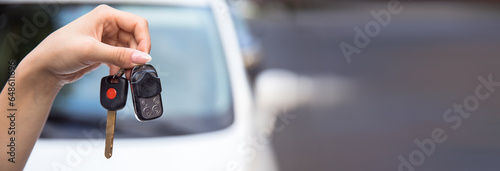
<box><xmin>250</xmin><ymin>0</ymin><xmax>500</xmax><ymax>11</ymax></box>
<box><xmin>252</xmin><ymin>0</ymin><xmax>325</xmax><ymax>10</ymax></box>
<box><xmin>0</xmin><ymin>5</ymin><xmax>55</xmax><ymax>90</ymax></box>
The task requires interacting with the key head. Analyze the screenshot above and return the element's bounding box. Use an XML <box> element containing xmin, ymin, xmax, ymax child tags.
<box><xmin>100</xmin><ymin>76</ymin><xmax>128</xmax><ymax>111</ymax></box>
<box><xmin>130</xmin><ymin>64</ymin><xmax>163</xmax><ymax>121</ymax></box>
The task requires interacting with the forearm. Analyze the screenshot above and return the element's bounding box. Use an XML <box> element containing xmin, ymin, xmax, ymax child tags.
<box><xmin>0</xmin><ymin>53</ymin><xmax>62</xmax><ymax>170</ymax></box>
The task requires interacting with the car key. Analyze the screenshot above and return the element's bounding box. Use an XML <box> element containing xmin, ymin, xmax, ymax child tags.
<box><xmin>100</xmin><ymin>70</ymin><xmax>128</xmax><ymax>159</ymax></box>
<box><xmin>130</xmin><ymin>64</ymin><xmax>163</xmax><ymax>121</ymax></box>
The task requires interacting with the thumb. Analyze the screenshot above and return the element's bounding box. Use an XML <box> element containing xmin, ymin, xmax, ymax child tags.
<box><xmin>89</xmin><ymin>42</ymin><xmax>152</xmax><ymax>69</ymax></box>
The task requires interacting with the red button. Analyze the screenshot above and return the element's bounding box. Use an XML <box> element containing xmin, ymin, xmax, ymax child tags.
<box><xmin>106</xmin><ymin>88</ymin><xmax>117</xmax><ymax>100</ymax></box>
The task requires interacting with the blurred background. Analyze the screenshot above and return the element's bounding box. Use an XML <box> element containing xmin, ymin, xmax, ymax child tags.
<box><xmin>246</xmin><ymin>0</ymin><xmax>500</xmax><ymax>170</ymax></box>
<box><xmin>2</xmin><ymin>0</ymin><xmax>500</xmax><ymax>170</ymax></box>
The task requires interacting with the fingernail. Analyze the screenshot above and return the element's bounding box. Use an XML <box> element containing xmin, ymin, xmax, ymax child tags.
<box><xmin>131</xmin><ymin>51</ymin><xmax>152</xmax><ymax>64</ymax></box>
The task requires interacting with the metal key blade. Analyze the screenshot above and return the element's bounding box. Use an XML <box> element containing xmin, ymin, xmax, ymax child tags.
<box><xmin>105</xmin><ymin>110</ymin><xmax>117</xmax><ymax>159</ymax></box>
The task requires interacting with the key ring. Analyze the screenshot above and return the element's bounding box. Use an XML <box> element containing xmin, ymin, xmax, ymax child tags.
<box><xmin>113</xmin><ymin>68</ymin><xmax>125</xmax><ymax>79</ymax></box>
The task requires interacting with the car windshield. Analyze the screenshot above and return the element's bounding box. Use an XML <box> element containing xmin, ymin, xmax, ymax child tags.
<box><xmin>0</xmin><ymin>4</ymin><xmax>234</xmax><ymax>138</ymax></box>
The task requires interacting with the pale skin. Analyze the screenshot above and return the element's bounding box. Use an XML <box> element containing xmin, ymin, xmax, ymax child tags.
<box><xmin>0</xmin><ymin>5</ymin><xmax>152</xmax><ymax>170</ymax></box>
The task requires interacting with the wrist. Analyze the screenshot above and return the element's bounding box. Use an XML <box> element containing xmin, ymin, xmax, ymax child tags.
<box><xmin>18</xmin><ymin>52</ymin><xmax>64</xmax><ymax>96</ymax></box>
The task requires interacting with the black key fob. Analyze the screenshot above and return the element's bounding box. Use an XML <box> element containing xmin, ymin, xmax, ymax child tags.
<box><xmin>130</xmin><ymin>64</ymin><xmax>163</xmax><ymax>121</ymax></box>
<box><xmin>100</xmin><ymin>76</ymin><xmax>128</xmax><ymax>111</ymax></box>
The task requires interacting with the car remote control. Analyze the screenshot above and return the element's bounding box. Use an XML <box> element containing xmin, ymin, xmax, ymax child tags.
<box><xmin>130</xmin><ymin>64</ymin><xmax>163</xmax><ymax>121</ymax></box>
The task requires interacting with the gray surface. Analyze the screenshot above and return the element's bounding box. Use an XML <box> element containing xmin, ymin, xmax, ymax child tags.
<box><xmin>250</xmin><ymin>2</ymin><xmax>500</xmax><ymax>171</ymax></box>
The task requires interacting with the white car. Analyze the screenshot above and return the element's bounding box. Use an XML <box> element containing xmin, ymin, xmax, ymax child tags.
<box><xmin>0</xmin><ymin>0</ymin><xmax>307</xmax><ymax>170</ymax></box>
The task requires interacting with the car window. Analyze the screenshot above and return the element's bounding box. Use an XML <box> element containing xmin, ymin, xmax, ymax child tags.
<box><xmin>0</xmin><ymin>4</ymin><xmax>234</xmax><ymax>138</ymax></box>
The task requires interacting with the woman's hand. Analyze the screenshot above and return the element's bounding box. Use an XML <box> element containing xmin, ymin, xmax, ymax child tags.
<box><xmin>25</xmin><ymin>4</ymin><xmax>152</xmax><ymax>86</ymax></box>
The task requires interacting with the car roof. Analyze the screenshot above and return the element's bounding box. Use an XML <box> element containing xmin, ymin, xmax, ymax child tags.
<box><xmin>0</xmin><ymin>0</ymin><xmax>209</xmax><ymax>7</ymax></box>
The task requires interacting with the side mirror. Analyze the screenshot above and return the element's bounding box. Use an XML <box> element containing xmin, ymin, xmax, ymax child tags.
<box><xmin>255</xmin><ymin>69</ymin><xmax>313</xmax><ymax>113</ymax></box>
